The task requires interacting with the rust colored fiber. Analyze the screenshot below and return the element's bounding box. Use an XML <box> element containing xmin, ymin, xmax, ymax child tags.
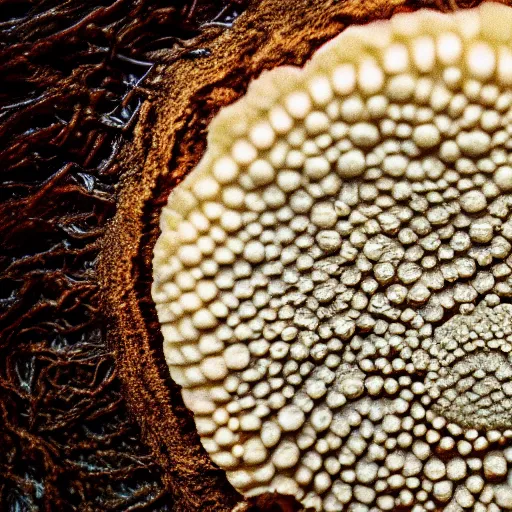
<box><xmin>0</xmin><ymin>1</ymin><xmax>246</xmax><ymax>510</ymax></box>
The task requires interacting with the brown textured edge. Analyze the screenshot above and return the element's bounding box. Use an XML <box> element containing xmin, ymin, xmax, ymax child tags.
<box><xmin>99</xmin><ymin>0</ymin><xmax>493</xmax><ymax>510</ymax></box>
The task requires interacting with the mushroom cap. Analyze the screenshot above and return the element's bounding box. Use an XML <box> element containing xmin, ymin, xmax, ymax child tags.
<box><xmin>153</xmin><ymin>3</ymin><xmax>512</xmax><ymax>510</ymax></box>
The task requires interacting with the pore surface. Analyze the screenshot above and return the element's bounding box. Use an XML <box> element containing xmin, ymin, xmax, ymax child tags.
<box><xmin>153</xmin><ymin>3</ymin><xmax>512</xmax><ymax>510</ymax></box>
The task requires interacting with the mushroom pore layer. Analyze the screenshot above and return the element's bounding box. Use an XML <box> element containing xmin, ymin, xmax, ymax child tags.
<box><xmin>153</xmin><ymin>3</ymin><xmax>512</xmax><ymax>510</ymax></box>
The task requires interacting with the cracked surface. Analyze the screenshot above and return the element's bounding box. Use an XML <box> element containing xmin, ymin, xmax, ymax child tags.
<box><xmin>427</xmin><ymin>302</ymin><xmax>512</xmax><ymax>430</ymax></box>
<box><xmin>153</xmin><ymin>3</ymin><xmax>512</xmax><ymax>510</ymax></box>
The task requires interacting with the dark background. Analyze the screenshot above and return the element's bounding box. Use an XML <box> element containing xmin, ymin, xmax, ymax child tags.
<box><xmin>0</xmin><ymin>2</ymin><xmax>246</xmax><ymax>510</ymax></box>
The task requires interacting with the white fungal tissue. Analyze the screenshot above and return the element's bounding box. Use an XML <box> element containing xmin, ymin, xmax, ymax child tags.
<box><xmin>152</xmin><ymin>3</ymin><xmax>512</xmax><ymax>510</ymax></box>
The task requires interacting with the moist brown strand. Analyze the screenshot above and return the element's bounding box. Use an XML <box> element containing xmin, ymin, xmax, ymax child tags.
<box><xmin>0</xmin><ymin>1</ymin><xmax>245</xmax><ymax>510</ymax></box>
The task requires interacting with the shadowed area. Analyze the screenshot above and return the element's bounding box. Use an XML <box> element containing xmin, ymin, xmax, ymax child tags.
<box><xmin>0</xmin><ymin>1</ymin><xmax>246</xmax><ymax>509</ymax></box>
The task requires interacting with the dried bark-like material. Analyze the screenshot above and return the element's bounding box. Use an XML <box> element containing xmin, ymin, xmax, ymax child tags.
<box><xmin>100</xmin><ymin>1</ymin><xmax>510</xmax><ymax>511</ymax></box>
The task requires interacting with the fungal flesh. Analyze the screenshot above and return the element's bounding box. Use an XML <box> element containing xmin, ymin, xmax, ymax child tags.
<box><xmin>153</xmin><ymin>3</ymin><xmax>512</xmax><ymax>510</ymax></box>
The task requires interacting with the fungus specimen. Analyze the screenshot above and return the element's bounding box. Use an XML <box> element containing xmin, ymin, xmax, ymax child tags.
<box><xmin>153</xmin><ymin>3</ymin><xmax>512</xmax><ymax>510</ymax></box>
